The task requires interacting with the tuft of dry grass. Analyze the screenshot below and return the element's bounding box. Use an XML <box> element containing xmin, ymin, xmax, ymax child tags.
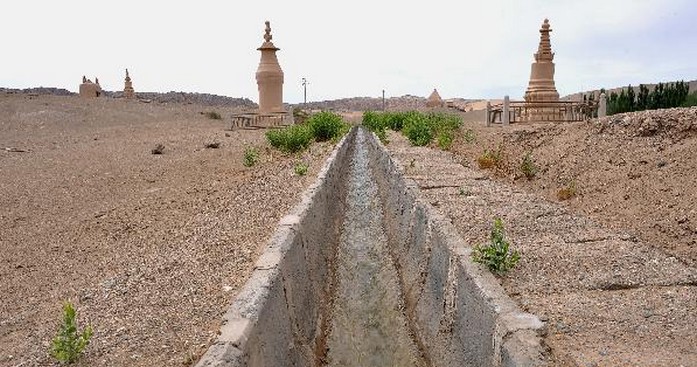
<box><xmin>557</xmin><ymin>181</ymin><xmax>577</xmax><ymax>200</ymax></box>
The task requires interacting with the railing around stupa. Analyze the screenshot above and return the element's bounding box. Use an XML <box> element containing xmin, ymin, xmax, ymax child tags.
<box><xmin>229</xmin><ymin>111</ymin><xmax>294</xmax><ymax>129</ymax></box>
<box><xmin>486</xmin><ymin>99</ymin><xmax>597</xmax><ymax>125</ymax></box>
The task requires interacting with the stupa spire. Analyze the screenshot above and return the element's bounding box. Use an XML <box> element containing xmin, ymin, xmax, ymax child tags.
<box><xmin>535</xmin><ymin>19</ymin><xmax>554</xmax><ymax>63</ymax></box>
<box><xmin>256</xmin><ymin>20</ymin><xmax>284</xmax><ymax>113</ymax></box>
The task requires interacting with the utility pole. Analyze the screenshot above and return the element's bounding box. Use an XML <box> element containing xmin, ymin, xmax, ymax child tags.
<box><xmin>382</xmin><ymin>89</ymin><xmax>385</xmax><ymax>111</ymax></box>
<box><xmin>301</xmin><ymin>78</ymin><xmax>308</xmax><ymax>105</ymax></box>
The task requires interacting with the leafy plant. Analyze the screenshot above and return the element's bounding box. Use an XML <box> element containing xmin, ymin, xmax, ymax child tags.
<box><xmin>437</xmin><ymin>130</ymin><xmax>454</xmax><ymax>150</ymax></box>
<box><xmin>243</xmin><ymin>146</ymin><xmax>259</xmax><ymax>167</ymax></box>
<box><xmin>204</xmin><ymin>111</ymin><xmax>222</xmax><ymax>120</ymax></box>
<box><xmin>307</xmin><ymin>111</ymin><xmax>345</xmax><ymax>142</ymax></box>
<box><xmin>266</xmin><ymin>124</ymin><xmax>313</xmax><ymax>153</ymax></box>
<box><xmin>403</xmin><ymin>113</ymin><xmax>433</xmax><ymax>146</ymax></box>
<box><xmin>520</xmin><ymin>152</ymin><xmax>538</xmax><ymax>179</ymax></box>
<box><xmin>471</xmin><ymin>218</ymin><xmax>520</xmax><ymax>275</ymax></box>
<box><xmin>51</xmin><ymin>301</ymin><xmax>93</xmax><ymax>364</ymax></box>
<box><xmin>557</xmin><ymin>181</ymin><xmax>577</xmax><ymax>200</ymax></box>
<box><xmin>294</xmin><ymin>161</ymin><xmax>309</xmax><ymax>176</ymax></box>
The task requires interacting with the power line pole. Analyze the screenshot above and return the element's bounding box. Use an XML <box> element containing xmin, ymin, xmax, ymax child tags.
<box><xmin>302</xmin><ymin>78</ymin><xmax>308</xmax><ymax>106</ymax></box>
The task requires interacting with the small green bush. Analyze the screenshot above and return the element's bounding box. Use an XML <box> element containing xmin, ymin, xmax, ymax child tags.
<box><xmin>51</xmin><ymin>301</ymin><xmax>93</xmax><ymax>364</ymax></box>
<box><xmin>294</xmin><ymin>161</ymin><xmax>309</xmax><ymax>176</ymax></box>
<box><xmin>471</xmin><ymin>218</ymin><xmax>520</xmax><ymax>275</ymax></box>
<box><xmin>243</xmin><ymin>147</ymin><xmax>259</xmax><ymax>167</ymax></box>
<box><xmin>520</xmin><ymin>152</ymin><xmax>537</xmax><ymax>179</ymax></box>
<box><xmin>204</xmin><ymin>111</ymin><xmax>222</xmax><ymax>120</ymax></box>
<box><xmin>266</xmin><ymin>124</ymin><xmax>313</xmax><ymax>153</ymax></box>
<box><xmin>437</xmin><ymin>130</ymin><xmax>454</xmax><ymax>150</ymax></box>
<box><xmin>307</xmin><ymin>111</ymin><xmax>345</xmax><ymax>142</ymax></box>
<box><xmin>403</xmin><ymin>113</ymin><xmax>433</xmax><ymax>146</ymax></box>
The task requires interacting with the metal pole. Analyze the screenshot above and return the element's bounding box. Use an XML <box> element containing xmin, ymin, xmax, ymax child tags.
<box><xmin>302</xmin><ymin>78</ymin><xmax>307</xmax><ymax>105</ymax></box>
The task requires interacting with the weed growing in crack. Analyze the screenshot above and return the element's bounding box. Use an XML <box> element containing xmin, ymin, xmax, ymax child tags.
<box><xmin>294</xmin><ymin>161</ymin><xmax>309</xmax><ymax>176</ymax></box>
<box><xmin>520</xmin><ymin>151</ymin><xmax>538</xmax><ymax>179</ymax></box>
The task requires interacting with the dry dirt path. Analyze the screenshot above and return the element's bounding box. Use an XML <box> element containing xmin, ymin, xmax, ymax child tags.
<box><xmin>0</xmin><ymin>95</ymin><xmax>336</xmax><ymax>366</ymax></box>
<box><xmin>383</xmin><ymin>131</ymin><xmax>697</xmax><ymax>367</ymax></box>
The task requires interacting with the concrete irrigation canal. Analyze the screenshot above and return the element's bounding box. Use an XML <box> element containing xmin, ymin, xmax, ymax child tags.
<box><xmin>196</xmin><ymin>127</ymin><xmax>546</xmax><ymax>367</ymax></box>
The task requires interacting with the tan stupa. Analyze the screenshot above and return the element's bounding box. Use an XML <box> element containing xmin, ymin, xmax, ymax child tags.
<box><xmin>123</xmin><ymin>69</ymin><xmax>135</xmax><ymax>99</ymax></box>
<box><xmin>256</xmin><ymin>21</ymin><xmax>284</xmax><ymax>113</ymax></box>
<box><xmin>426</xmin><ymin>88</ymin><xmax>444</xmax><ymax>108</ymax></box>
<box><xmin>79</xmin><ymin>76</ymin><xmax>102</xmax><ymax>98</ymax></box>
<box><xmin>524</xmin><ymin>19</ymin><xmax>559</xmax><ymax>102</ymax></box>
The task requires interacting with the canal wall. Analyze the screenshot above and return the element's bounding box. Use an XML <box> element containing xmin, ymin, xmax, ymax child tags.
<box><xmin>195</xmin><ymin>127</ymin><xmax>547</xmax><ymax>367</ymax></box>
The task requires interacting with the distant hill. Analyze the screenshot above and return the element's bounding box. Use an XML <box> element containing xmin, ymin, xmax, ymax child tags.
<box><xmin>2</xmin><ymin>86</ymin><xmax>257</xmax><ymax>108</ymax></box>
<box><xmin>563</xmin><ymin>79</ymin><xmax>697</xmax><ymax>101</ymax></box>
<box><xmin>296</xmin><ymin>95</ymin><xmax>476</xmax><ymax>112</ymax></box>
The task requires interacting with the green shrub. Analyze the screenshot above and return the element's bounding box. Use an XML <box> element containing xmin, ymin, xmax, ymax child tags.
<box><xmin>294</xmin><ymin>161</ymin><xmax>309</xmax><ymax>176</ymax></box>
<box><xmin>471</xmin><ymin>218</ymin><xmax>520</xmax><ymax>275</ymax></box>
<box><xmin>403</xmin><ymin>113</ymin><xmax>433</xmax><ymax>146</ymax></box>
<box><xmin>520</xmin><ymin>152</ymin><xmax>537</xmax><ymax>179</ymax></box>
<box><xmin>51</xmin><ymin>301</ymin><xmax>93</xmax><ymax>364</ymax></box>
<box><xmin>266</xmin><ymin>124</ymin><xmax>313</xmax><ymax>153</ymax></box>
<box><xmin>204</xmin><ymin>111</ymin><xmax>222</xmax><ymax>120</ymax></box>
<box><xmin>307</xmin><ymin>111</ymin><xmax>345</xmax><ymax>142</ymax></box>
<box><xmin>243</xmin><ymin>147</ymin><xmax>259</xmax><ymax>167</ymax></box>
<box><xmin>437</xmin><ymin>130</ymin><xmax>454</xmax><ymax>150</ymax></box>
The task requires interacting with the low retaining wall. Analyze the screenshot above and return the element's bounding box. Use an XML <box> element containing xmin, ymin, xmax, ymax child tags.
<box><xmin>365</xmin><ymin>131</ymin><xmax>547</xmax><ymax>367</ymax></box>
<box><xmin>196</xmin><ymin>126</ymin><xmax>547</xmax><ymax>366</ymax></box>
<box><xmin>195</xmin><ymin>127</ymin><xmax>356</xmax><ymax>367</ymax></box>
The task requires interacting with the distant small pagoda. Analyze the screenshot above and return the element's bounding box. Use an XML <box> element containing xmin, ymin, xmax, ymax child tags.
<box><xmin>426</xmin><ymin>88</ymin><xmax>444</xmax><ymax>108</ymax></box>
<box><xmin>123</xmin><ymin>69</ymin><xmax>135</xmax><ymax>99</ymax></box>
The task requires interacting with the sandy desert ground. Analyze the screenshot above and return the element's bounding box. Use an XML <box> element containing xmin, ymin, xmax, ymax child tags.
<box><xmin>0</xmin><ymin>95</ymin><xmax>336</xmax><ymax>366</ymax></box>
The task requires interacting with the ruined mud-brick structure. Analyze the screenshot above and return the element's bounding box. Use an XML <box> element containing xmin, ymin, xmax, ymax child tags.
<box><xmin>79</xmin><ymin>76</ymin><xmax>102</xmax><ymax>98</ymax></box>
<box><xmin>426</xmin><ymin>88</ymin><xmax>444</xmax><ymax>108</ymax></box>
<box><xmin>230</xmin><ymin>21</ymin><xmax>292</xmax><ymax>129</ymax></box>
<box><xmin>123</xmin><ymin>69</ymin><xmax>135</xmax><ymax>99</ymax></box>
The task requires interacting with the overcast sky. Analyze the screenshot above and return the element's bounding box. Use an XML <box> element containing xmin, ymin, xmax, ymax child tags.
<box><xmin>3</xmin><ymin>0</ymin><xmax>696</xmax><ymax>103</ymax></box>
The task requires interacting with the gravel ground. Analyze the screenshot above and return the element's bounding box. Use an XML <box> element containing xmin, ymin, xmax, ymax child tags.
<box><xmin>383</xmin><ymin>129</ymin><xmax>697</xmax><ymax>367</ymax></box>
<box><xmin>0</xmin><ymin>95</ymin><xmax>336</xmax><ymax>367</ymax></box>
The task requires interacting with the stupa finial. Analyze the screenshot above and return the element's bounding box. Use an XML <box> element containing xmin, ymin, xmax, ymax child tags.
<box><xmin>264</xmin><ymin>21</ymin><xmax>272</xmax><ymax>42</ymax></box>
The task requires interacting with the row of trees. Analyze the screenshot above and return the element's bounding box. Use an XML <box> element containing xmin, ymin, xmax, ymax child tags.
<box><xmin>583</xmin><ymin>80</ymin><xmax>695</xmax><ymax>115</ymax></box>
